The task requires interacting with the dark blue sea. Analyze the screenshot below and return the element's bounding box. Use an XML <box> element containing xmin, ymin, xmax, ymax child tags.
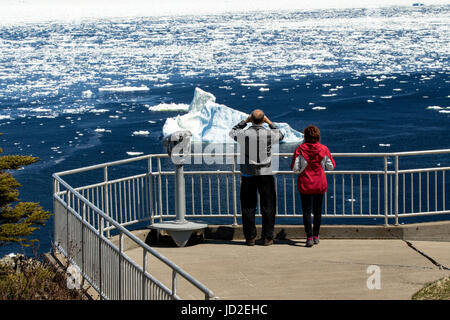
<box><xmin>0</xmin><ymin>5</ymin><xmax>449</xmax><ymax>256</ymax></box>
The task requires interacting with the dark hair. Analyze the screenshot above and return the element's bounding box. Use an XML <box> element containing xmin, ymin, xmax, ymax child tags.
<box><xmin>251</xmin><ymin>109</ymin><xmax>265</xmax><ymax>124</ymax></box>
<box><xmin>304</xmin><ymin>125</ymin><xmax>320</xmax><ymax>143</ymax></box>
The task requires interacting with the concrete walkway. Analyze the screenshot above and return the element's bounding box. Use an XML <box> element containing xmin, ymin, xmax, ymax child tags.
<box><xmin>124</xmin><ymin>238</ymin><xmax>450</xmax><ymax>300</ymax></box>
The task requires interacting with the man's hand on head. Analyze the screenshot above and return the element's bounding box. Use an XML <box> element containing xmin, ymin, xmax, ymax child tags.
<box><xmin>263</xmin><ymin>115</ymin><xmax>272</xmax><ymax>126</ymax></box>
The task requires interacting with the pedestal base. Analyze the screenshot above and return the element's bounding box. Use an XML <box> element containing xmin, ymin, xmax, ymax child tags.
<box><xmin>150</xmin><ymin>221</ymin><xmax>208</xmax><ymax>247</ymax></box>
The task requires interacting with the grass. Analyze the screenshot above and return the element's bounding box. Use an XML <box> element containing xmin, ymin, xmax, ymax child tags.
<box><xmin>0</xmin><ymin>255</ymin><xmax>86</xmax><ymax>300</ymax></box>
<box><xmin>412</xmin><ymin>276</ymin><xmax>450</xmax><ymax>300</ymax></box>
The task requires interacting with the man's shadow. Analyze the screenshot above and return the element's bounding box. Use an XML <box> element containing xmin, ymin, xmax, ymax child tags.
<box><xmin>274</xmin><ymin>229</ymin><xmax>308</xmax><ymax>247</ymax></box>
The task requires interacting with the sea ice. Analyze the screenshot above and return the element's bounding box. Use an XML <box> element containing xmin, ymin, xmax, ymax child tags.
<box><xmin>126</xmin><ymin>151</ymin><xmax>144</xmax><ymax>156</ymax></box>
<box><xmin>132</xmin><ymin>130</ymin><xmax>150</xmax><ymax>136</ymax></box>
<box><xmin>147</xmin><ymin>103</ymin><xmax>189</xmax><ymax>112</ymax></box>
<box><xmin>161</xmin><ymin>88</ymin><xmax>303</xmax><ymax>143</ymax></box>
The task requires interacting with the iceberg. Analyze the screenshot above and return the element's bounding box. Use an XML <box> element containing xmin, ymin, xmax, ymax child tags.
<box><xmin>162</xmin><ymin>88</ymin><xmax>303</xmax><ymax>144</ymax></box>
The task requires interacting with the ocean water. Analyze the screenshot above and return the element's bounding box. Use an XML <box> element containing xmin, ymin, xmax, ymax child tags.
<box><xmin>0</xmin><ymin>5</ymin><xmax>449</xmax><ymax>255</ymax></box>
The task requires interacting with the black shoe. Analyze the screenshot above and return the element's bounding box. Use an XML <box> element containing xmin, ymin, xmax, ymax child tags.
<box><xmin>246</xmin><ymin>238</ymin><xmax>255</xmax><ymax>246</ymax></box>
<box><xmin>263</xmin><ymin>239</ymin><xmax>274</xmax><ymax>246</ymax></box>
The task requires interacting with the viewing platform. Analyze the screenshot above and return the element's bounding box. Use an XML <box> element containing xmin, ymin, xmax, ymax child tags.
<box><xmin>114</xmin><ymin>227</ymin><xmax>450</xmax><ymax>300</ymax></box>
<box><xmin>51</xmin><ymin>150</ymin><xmax>450</xmax><ymax>300</ymax></box>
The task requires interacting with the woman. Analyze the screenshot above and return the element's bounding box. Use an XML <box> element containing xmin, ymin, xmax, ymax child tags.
<box><xmin>291</xmin><ymin>125</ymin><xmax>335</xmax><ymax>247</ymax></box>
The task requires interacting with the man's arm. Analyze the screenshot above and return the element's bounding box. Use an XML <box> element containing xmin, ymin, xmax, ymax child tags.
<box><xmin>228</xmin><ymin>115</ymin><xmax>251</xmax><ymax>142</ymax></box>
<box><xmin>264</xmin><ymin>116</ymin><xmax>284</xmax><ymax>143</ymax></box>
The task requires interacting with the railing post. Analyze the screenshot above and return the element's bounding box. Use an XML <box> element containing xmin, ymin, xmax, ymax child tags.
<box><xmin>148</xmin><ymin>157</ymin><xmax>154</xmax><ymax>225</ymax></box>
<box><xmin>395</xmin><ymin>155</ymin><xmax>399</xmax><ymax>225</ymax></box>
<box><xmin>66</xmin><ymin>190</ymin><xmax>70</xmax><ymax>254</ymax></box>
<box><xmin>81</xmin><ymin>202</ymin><xmax>86</xmax><ymax>275</ymax></box>
<box><xmin>119</xmin><ymin>231</ymin><xmax>123</xmax><ymax>300</ymax></box>
<box><xmin>142</xmin><ymin>250</ymin><xmax>148</xmax><ymax>300</ymax></box>
<box><xmin>232</xmin><ymin>158</ymin><xmax>238</xmax><ymax>226</ymax></box>
<box><xmin>53</xmin><ymin>178</ymin><xmax>59</xmax><ymax>249</ymax></box>
<box><xmin>384</xmin><ymin>156</ymin><xmax>389</xmax><ymax>226</ymax></box>
<box><xmin>99</xmin><ymin>215</ymin><xmax>103</xmax><ymax>299</ymax></box>
<box><xmin>158</xmin><ymin>158</ymin><xmax>163</xmax><ymax>222</ymax></box>
<box><xmin>104</xmin><ymin>166</ymin><xmax>110</xmax><ymax>238</ymax></box>
<box><xmin>172</xmin><ymin>270</ymin><xmax>178</xmax><ymax>299</ymax></box>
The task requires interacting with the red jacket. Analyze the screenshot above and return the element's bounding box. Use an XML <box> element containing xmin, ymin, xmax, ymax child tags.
<box><xmin>290</xmin><ymin>142</ymin><xmax>335</xmax><ymax>194</ymax></box>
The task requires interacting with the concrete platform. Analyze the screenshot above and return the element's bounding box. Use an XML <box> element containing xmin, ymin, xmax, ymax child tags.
<box><xmin>123</xmin><ymin>237</ymin><xmax>450</xmax><ymax>300</ymax></box>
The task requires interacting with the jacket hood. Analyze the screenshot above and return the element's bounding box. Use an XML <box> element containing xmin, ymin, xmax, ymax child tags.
<box><xmin>298</xmin><ymin>142</ymin><xmax>325</xmax><ymax>161</ymax></box>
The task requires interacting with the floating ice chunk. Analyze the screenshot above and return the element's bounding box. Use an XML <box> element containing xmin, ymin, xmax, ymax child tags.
<box><xmin>147</xmin><ymin>103</ymin><xmax>189</xmax><ymax>112</ymax></box>
<box><xmin>153</xmin><ymin>83</ymin><xmax>173</xmax><ymax>88</ymax></box>
<box><xmin>89</xmin><ymin>109</ymin><xmax>109</xmax><ymax>113</ymax></box>
<box><xmin>241</xmin><ymin>83</ymin><xmax>268</xmax><ymax>87</ymax></box>
<box><xmin>162</xmin><ymin>87</ymin><xmax>303</xmax><ymax>144</ymax></box>
<box><xmin>132</xmin><ymin>130</ymin><xmax>150</xmax><ymax>136</ymax></box>
<box><xmin>82</xmin><ymin>90</ymin><xmax>93</xmax><ymax>98</ymax></box>
<box><xmin>126</xmin><ymin>151</ymin><xmax>144</xmax><ymax>156</ymax></box>
<box><xmin>95</xmin><ymin>128</ymin><xmax>111</xmax><ymax>133</ymax></box>
<box><xmin>99</xmin><ymin>86</ymin><xmax>149</xmax><ymax>93</ymax></box>
<box><xmin>31</xmin><ymin>107</ymin><xmax>52</xmax><ymax>112</ymax></box>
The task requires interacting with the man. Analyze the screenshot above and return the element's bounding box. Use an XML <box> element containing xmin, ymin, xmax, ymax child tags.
<box><xmin>229</xmin><ymin>109</ymin><xmax>284</xmax><ymax>246</ymax></box>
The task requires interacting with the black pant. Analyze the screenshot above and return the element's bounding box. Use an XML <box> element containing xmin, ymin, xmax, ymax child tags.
<box><xmin>300</xmin><ymin>193</ymin><xmax>324</xmax><ymax>238</ymax></box>
<box><xmin>240</xmin><ymin>175</ymin><xmax>277</xmax><ymax>241</ymax></box>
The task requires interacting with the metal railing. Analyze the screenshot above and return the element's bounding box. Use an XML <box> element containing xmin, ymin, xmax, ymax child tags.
<box><xmin>53</xmin><ymin>149</ymin><xmax>450</xmax><ymax>299</ymax></box>
<box><xmin>53</xmin><ymin>173</ymin><xmax>215</xmax><ymax>300</ymax></box>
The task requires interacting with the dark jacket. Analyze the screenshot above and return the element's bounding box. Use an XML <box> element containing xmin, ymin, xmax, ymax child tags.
<box><xmin>229</xmin><ymin>120</ymin><xmax>284</xmax><ymax>176</ymax></box>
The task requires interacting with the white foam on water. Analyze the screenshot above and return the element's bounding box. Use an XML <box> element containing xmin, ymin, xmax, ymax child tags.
<box><xmin>367</xmin><ymin>99</ymin><xmax>374</xmax><ymax>103</ymax></box>
<box><xmin>312</xmin><ymin>106</ymin><xmax>327</xmax><ymax>110</ymax></box>
<box><xmin>379</xmin><ymin>143</ymin><xmax>391</xmax><ymax>147</ymax></box>
<box><xmin>426</xmin><ymin>106</ymin><xmax>443</xmax><ymax>110</ymax></box>
<box><xmin>439</xmin><ymin>110</ymin><xmax>450</xmax><ymax>114</ymax></box>
<box><xmin>0</xmin><ymin>115</ymin><xmax>11</xmax><ymax>120</ymax></box>
<box><xmin>146</xmin><ymin>103</ymin><xmax>189</xmax><ymax>112</ymax></box>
